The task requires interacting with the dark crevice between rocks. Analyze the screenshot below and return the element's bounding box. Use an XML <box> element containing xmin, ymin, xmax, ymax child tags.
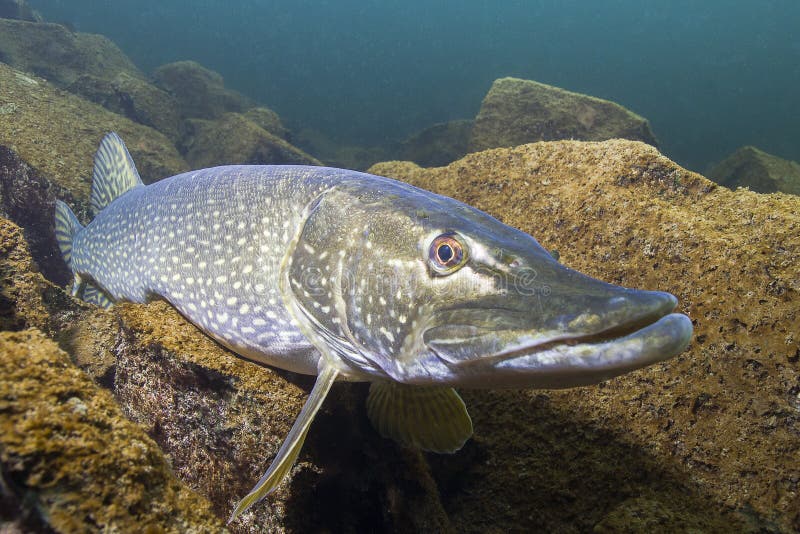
<box><xmin>0</xmin><ymin>464</ymin><xmax>56</xmax><ymax>534</ymax></box>
<box><xmin>0</xmin><ymin>145</ymin><xmax>81</xmax><ymax>287</ymax></box>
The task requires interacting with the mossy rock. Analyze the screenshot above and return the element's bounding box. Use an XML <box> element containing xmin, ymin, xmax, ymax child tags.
<box><xmin>0</xmin><ymin>145</ymin><xmax>79</xmax><ymax>286</ymax></box>
<box><xmin>470</xmin><ymin>77</ymin><xmax>658</xmax><ymax>152</ymax></box>
<box><xmin>0</xmin><ymin>19</ymin><xmax>140</xmax><ymax>86</ymax></box>
<box><xmin>0</xmin><ymin>0</ymin><xmax>41</xmax><ymax>21</ymax></box>
<box><xmin>0</xmin><ymin>328</ymin><xmax>226</xmax><ymax>532</ymax></box>
<box><xmin>244</xmin><ymin>106</ymin><xmax>291</xmax><ymax>141</ymax></box>
<box><xmin>400</xmin><ymin>119</ymin><xmax>473</xmax><ymax>167</ymax></box>
<box><xmin>181</xmin><ymin>112</ymin><xmax>321</xmax><ymax>168</ymax></box>
<box><xmin>708</xmin><ymin>145</ymin><xmax>800</xmax><ymax>195</ymax></box>
<box><xmin>68</xmin><ymin>72</ymin><xmax>183</xmax><ymax>142</ymax></box>
<box><xmin>153</xmin><ymin>60</ymin><xmax>255</xmax><ymax>120</ymax></box>
<box><xmin>371</xmin><ymin>139</ymin><xmax>800</xmax><ymax>532</ymax></box>
<box><xmin>0</xmin><ymin>62</ymin><xmax>188</xmax><ymax>203</ymax></box>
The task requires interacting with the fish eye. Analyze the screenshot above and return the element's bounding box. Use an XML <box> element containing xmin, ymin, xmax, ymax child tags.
<box><xmin>429</xmin><ymin>233</ymin><xmax>467</xmax><ymax>274</ymax></box>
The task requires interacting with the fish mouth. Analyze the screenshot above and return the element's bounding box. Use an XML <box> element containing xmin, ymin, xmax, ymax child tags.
<box><xmin>423</xmin><ymin>290</ymin><xmax>693</xmax><ymax>389</ymax></box>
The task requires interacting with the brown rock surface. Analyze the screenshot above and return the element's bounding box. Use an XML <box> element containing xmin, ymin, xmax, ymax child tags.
<box><xmin>96</xmin><ymin>300</ymin><xmax>452</xmax><ymax>532</ymax></box>
<box><xmin>153</xmin><ymin>60</ymin><xmax>255</xmax><ymax>120</ymax></box>
<box><xmin>470</xmin><ymin>77</ymin><xmax>658</xmax><ymax>152</ymax></box>
<box><xmin>0</xmin><ymin>0</ymin><xmax>41</xmax><ymax>21</ymax></box>
<box><xmin>0</xmin><ymin>19</ymin><xmax>185</xmax><ymax>141</ymax></box>
<box><xmin>0</xmin><ymin>19</ymin><xmax>140</xmax><ymax>86</ymax></box>
<box><xmin>68</xmin><ymin>72</ymin><xmax>183</xmax><ymax>142</ymax></box>
<box><xmin>0</xmin><ymin>328</ymin><xmax>225</xmax><ymax>532</ymax></box>
<box><xmin>0</xmin><ymin>62</ymin><xmax>188</xmax><ymax>203</ymax></box>
<box><xmin>370</xmin><ymin>139</ymin><xmax>799</xmax><ymax>532</ymax></box>
<box><xmin>182</xmin><ymin>112</ymin><xmax>321</xmax><ymax>168</ymax></box>
<box><xmin>0</xmin><ymin>216</ymin><xmax>82</xmax><ymax>334</ymax></box>
<box><xmin>244</xmin><ymin>106</ymin><xmax>291</xmax><ymax>141</ymax></box>
<box><xmin>708</xmin><ymin>145</ymin><xmax>800</xmax><ymax>195</ymax></box>
<box><xmin>400</xmin><ymin>119</ymin><xmax>473</xmax><ymax>167</ymax></box>
<box><xmin>0</xmin><ymin>145</ymin><xmax>77</xmax><ymax>286</ymax></box>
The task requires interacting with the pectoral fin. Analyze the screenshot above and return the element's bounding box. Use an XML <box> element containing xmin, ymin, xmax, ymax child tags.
<box><xmin>366</xmin><ymin>380</ymin><xmax>473</xmax><ymax>454</ymax></box>
<box><xmin>228</xmin><ymin>364</ymin><xmax>339</xmax><ymax>523</ymax></box>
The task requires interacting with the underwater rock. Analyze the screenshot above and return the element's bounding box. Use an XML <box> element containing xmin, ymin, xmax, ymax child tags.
<box><xmin>0</xmin><ymin>328</ymin><xmax>225</xmax><ymax>532</ymax></box>
<box><xmin>0</xmin><ymin>62</ymin><xmax>188</xmax><ymax>203</ymax></box>
<box><xmin>708</xmin><ymin>145</ymin><xmax>800</xmax><ymax>195</ymax></box>
<box><xmin>0</xmin><ymin>216</ymin><xmax>83</xmax><ymax>334</ymax></box>
<box><xmin>68</xmin><ymin>72</ymin><xmax>183</xmax><ymax>142</ymax></box>
<box><xmin>0</xmin><ymin>0</ymin><xmax>41</xmax><ymax>22</ymax></box>
<box><xmin>400</xmin><ymin>119</ymin><xmax>472</xmax><ymax>167</ymax></box>
<box><xmin>181</xmin><ymin>112</ymin><xmax>321</xmax><ymax>168</ymax></box>
<box><xmin>292</xmin><ymin>127</ymin><xmax>394</xmax><ymax>171</ymax></box>
<box><xmin>244</xmin><ymin>106</ymin><xmax>292</xmax><ymax>141</ymax></box>
<box><xmin>0</xmin><ymin>19</ymin><xmax>141</xmax><ymax>87</ymax></box>
<box><xmin>69</xmin><ymin>299</ymin><xmax>452</xmax><ymax>532</ymax></box>
<box><xmin>0</xmin><ymin>19</ymin><xmax>189</xmax><ymax>142</ymax></box>
<box><xmin>0</xmin><ymin>145</ymin><xmax>78</xmax><ymax>286</ymax></box>
<box><xmin>469</xmin><ymin>77</ymin><xmax>658</xmax><ymax>152</ymax></box>
<box><xmin>370</xmin><ymin>139</ymin><xmax>800</xmax><ymax>532</ymax></box>
<box><xmin>153</xmin><ymin>60</ymin><xmax>255</xmax><ymax>120</ymax></box>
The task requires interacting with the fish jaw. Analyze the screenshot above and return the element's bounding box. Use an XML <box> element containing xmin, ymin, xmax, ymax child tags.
<box><xmin>401</xmin><ymin>289</ymin><xmax>693</xmax><ymax>388</ymax></box>
<box><xmin>462</xmin><ymin>312</ymin><xmax>693</xmax><ymax>389</ymax></box>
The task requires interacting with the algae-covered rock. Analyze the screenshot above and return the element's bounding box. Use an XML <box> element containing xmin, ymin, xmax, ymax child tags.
<box><xmin>470</xmin><ymin>77</ymin><xmax>658</xmax><ymax>152</ymax></box>
<box><xmin>0</xmin><ymin>0</ymin><xmax>41</xmax><ymax>21</ymax></box>
<box><xmin>68</xmin><ymin>72</ymin><xmax>183</xmax><ymax>142</ymax></box>
<box><xmin>182</xmin><ymin>112</ymin><xmax>321</xmax><ymax>168</ymax></box>
<box><xmin>153</xmin><ymin>60</ymin><xmax>255</xmax><ymax>120</ymax></box>
<box><xmin>0</xmin><ymin>62</ymin><xmax>188</xmax><ymax>203</ymax></box>
<box><xmin>0</xmin><ymin>19</ymin><xmax>141</xmax><ymax>86</ymax></box>
<box><xmin>0</xmin><ymin>19</ymin><xmax>189</xmax><ymax>142</ymax></box>
<box><xmin>0</xmin><ymin>328</ymin><xmax>225</xmax><ymax>532</ymax></box>
<box><xmin>69</xmin><ymin>299</ymin><xmax>452</xmax><ymax>532</ymax></box>
<box><xmin>370</xmin><ymin>139</ymin><xmax>800</xmax><ymax>532</ymax></box>
<box><xmin>244</xmin><ymin>106</ymin><xmax>291</xmax><ymax>141</ymax></box>
<box><xmin>0</xmin><ymin>216</ymin><xmax>82</xmax><ymax>334</ymax></box>
<box><xmin>293</xmin><ymin>127</ymin><xmax>393</xmax><ymax>171</ymax></box>
<box><xmin>708</xmin><ymin>145</ymin><xmax>800</xmax><ymax>195</ymax></box>
<box><xmin>0</xmin><ymin>145</ymin><xmax>78</xmax><ymax>286</ymax></box>
<box><xmin>400</xmin><ymin>119</ymin><xmax>472</xmax><ymax>167</ymax></box>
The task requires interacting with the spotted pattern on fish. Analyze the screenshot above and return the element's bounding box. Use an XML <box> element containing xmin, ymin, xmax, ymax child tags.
<box><xmin>56</xmin><ymin>132</ymin><xmax>693</xmax><ymax>522</ymax></box>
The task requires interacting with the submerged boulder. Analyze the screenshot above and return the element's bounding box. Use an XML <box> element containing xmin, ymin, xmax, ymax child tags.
<box><xmin>153</xmin><ymin>60</ymin><xmax>255</xmax><ymax>120</ymax></box>
<box><xmin>244</xmin><ymin>106</ymin><xmax>291</xmax><ymax>141</ymax></box>
<box><xmin>181</xmin><ymin>112</ymin><xmax>320</xmax><ymax>168</ymax></box>
<box><xmin>708</xmin><ymin>145</ymin><xmax>800</xmax><ymax>195</ymax></box>
<box><xmin>0</xmin><ymin>328</ymin><xmax>225</xmax><ymax>532</ymax></box>
<box><xmin>0</xmin><ymin>19</ymin><xmax>141</xmax><ymax>87</ymax></box>
<box><xmin>400</xmin><ymin>119</ymin><xmax>473</xmax><ymax>167</ymax></box>
<box><xmin>0</xmin><ymin>0</ymin><xmax>41</xmax><ymax>21</ymax></box>
<box><xmin>0</xmin><ymin>145</ymin><xmax>78</xmax><ymax>286</ymax></box>
<box><xmin>68</xmin><ymin>72</ymin><xmax>182</xmax><ymax>142</ymax></box>
<box><xmin>0</xmin><ymin>216</ymin><xmax>83</xmax><ymax>334</ymax></box>
<box><xmin>371</xmin><ymin>139</ymin><xmax>800</xmax><ymax>532</ymax></box>
<box><xmin>470</xmin><ymin>77</ymin><xmax>658</xmax><ymax>152</ymax></box>
<box><xmin>0</xmin><ymin>62</ymin><xmax>188</xmax><ymax>203</ymax></box>
<box><xmin>0</xmin><ymin>19</ymin><xmax>186</xmax><ymax>141</ymax></box>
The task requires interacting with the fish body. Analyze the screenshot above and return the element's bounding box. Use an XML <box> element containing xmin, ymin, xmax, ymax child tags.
<box><xmin>55</xmin><ymin>133</ymin><xmax>693</xmax><ymax>521</ymax></box>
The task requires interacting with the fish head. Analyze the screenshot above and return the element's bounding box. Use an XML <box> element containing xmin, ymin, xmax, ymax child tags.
<box><xmin>285</xmin><ymin>177</ymin><xmax>692</xmax><ymax>388</ymax></box>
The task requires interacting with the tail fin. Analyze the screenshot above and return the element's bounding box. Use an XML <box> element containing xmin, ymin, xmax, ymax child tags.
<box><xmin>54</xmin><ymin>199</ymin><xmax>83</xmax><ymax>271</ymax></box>
<box><xmin>90</xmin><ymin>132</ymin><xmax>144</xmax><ymax>216</ymax></box>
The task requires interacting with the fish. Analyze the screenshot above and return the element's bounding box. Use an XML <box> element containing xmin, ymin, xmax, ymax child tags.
<box><xmin>55</xmin><ymin>133</ymin><xmax>693</xmax><ymax>522</ymax></box>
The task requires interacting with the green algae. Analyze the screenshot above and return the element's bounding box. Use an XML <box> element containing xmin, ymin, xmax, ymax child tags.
<box><xmin>371</xmin><ymin>139</ymin><xmax>800</xmax><ymax>532</ymax></box>
<box><xmin>0</xmin><ymin>329</ymin><xmax>225</xmax><ymax>532</ymax></box>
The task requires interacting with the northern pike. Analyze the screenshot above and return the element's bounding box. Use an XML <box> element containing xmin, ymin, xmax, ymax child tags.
<box><xmin>55</xmin><ymin>133</ymin><xmax>693</xmax><ymax>521</ymax></box>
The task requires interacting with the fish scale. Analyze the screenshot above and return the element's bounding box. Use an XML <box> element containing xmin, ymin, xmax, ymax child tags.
<box><xmin>55</xmin><ymin>132</ymin><xmax>692</xmax><ymax>522</ymax></box>
<box><xmin>72</xmin><ymin>163</ymin><xmax>359</xmax><ymax>374</ymax></box>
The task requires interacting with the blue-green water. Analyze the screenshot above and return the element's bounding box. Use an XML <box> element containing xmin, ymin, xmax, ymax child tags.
<box><xmin>28</xmin><ymin>0</ymin><xmax>800</xmax><ymax>171</ymax></box>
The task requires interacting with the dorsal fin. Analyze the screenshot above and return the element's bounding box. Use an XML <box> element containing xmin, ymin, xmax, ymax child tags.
<box><xmin>89</xmin><ymin>132</ymin><xmax>144</xmax><ymax>216</ymax></box>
